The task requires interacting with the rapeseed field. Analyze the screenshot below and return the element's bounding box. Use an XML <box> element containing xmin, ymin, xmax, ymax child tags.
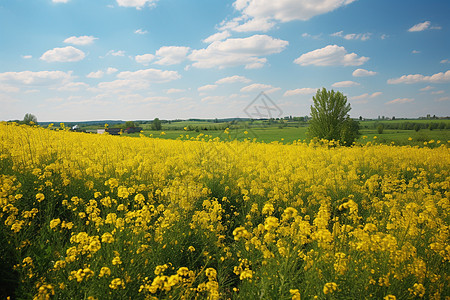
<box><xmin>0</xmin><ymin>122</ymin><xmax>449</xmax><ymax>299</ymax></box>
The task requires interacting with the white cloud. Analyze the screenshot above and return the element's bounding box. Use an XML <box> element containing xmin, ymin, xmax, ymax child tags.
<box><xmin>230</xmin><ymin>17</ymin><xmax>276</xmax><ymax>32</ymax></box>
<box><xmin>198</xmin><ymin>84</ymin><xmax>218</xmax><ymax>92</ymax></box>
<box><xmin>240</xmin><ymin>83</ymin><xmax>277</xmax><ymax>93</ymax></box>
<box><xmin>350</xmin><ymin>92</ymin><xmax>382</xmax><ymax>100</ymax></box>
<box><xmin>55</xmin><ymin>82</ymin><xmax>89</xmax><ymax>92</ymax></box>
<box><xmin>117</xmin><ymin>68</ymin><xmax>181</xmax><ymax>83</ymax></box>
<box><xmin>135</xmin><ymin>54</ymin><xmax>155</xmax><ymax>65</ymax></box>
<box><xmin>408</xmin><ymin>21</ymin><xmax>429</xmax><ymax>32</ymax></box>
<box><xmin>436</xmin><ymin>96</ymin><xmax>450</xmax><ymax>102</ymax></box>
<box><xmin>408</xmin><ymin>21</ymin><xmax>441</xmax><ymax>32</ymax></box>
<box><xmin>203</xmin><ymin>31</ymin><xmax>231</xmax><ymax>43</ymax></box>
<box><xmin>352</xmin><ymin>68</ymin><xmax>377</xmax><ymax>77</ymax></box>
<box><xmin>135</xmin><ymin>29</ymin><xmax>148</xmax><ymax>34</ymax></box>
<box><xmin>302</xmin><ymin>33</ymin><xmax>322</xmax><ymax>40</ymax></box>
<box><xmin>412</xmin><ymin>50</ymin><xmax>420</xmax><ymax>54</ymax></box>
<box><xmin>331</xmin><ymin>31</ymin><xmax>371</xmax><ymax>41</ymax></box>
<box><xmin>223</xmin><ymin>0</ymin><xmax>356</xmax><ymax>32</ymax></box>
<box><xmin>431</xmin><ymin>90</ymin><xmax>445</xmax><ymax>95</ymax></box>
<box><xmin>106</xmin><ymin>67</ymin><xmax>118</xmax><ymax>74</ymax></box>
<box><xmin>22</xmin><ymin>55</ymin><xmax>32</xmax><ymax>59</ymax></box>
<box><xmin>154</xmin><ymin>46</ymin><xmax>190</xmax><ymax>65</ymax></box>
<box><xmin>201</xmin><ymin>95</ymin><xmax>226</xmax><ymax>103</ymax></box>
<box><xmin>110</xmin><ymin>50</ymin><xmax>125</xmax><ymax>57</ymax></box>
<box><xmin>294</xmin><ymin>45</ymin><xmax>369</xmax><ymax>66</ymax></box>
<box><xmin>40</xmin><ymin>46</ymin><xmax>85</xmax><ymax>62</ymax></box>
<box><xmin>420</xmin><ymin>86</ymin><xmax>434</xmax><ymax>91</ymax></box>
<box><xmin>87</xmin><ymin>68</ymin><xmax>118</xmax><ymax>79</ymax></box>
<box><xmin>387</xmin><ymin>70</ymin><xmax>450</xmax><ymax>84</ymax></box>
<box><xmin>386</xmin><ymin>98</ymin><xmax>414</xmax><ymax>105</ymax></box>
<box><xmin>116</xmin><ymin>0</ymin><xmax>157</xmax><ymax>9</ymax></box>
<box><xmin>189</xmin><ymin>34</ymin><xmax>288</xmax><ymax>69</ymax></box>
<box><xmin>87</xmin><ymin>70</ymin><xmax>104</xmax><ymax>79</ymax></box>
<box><xmin>166</xmin><ymin>88</ymin><xmax>185</xmax><ymax>94</ymax></box>
<box><xmin>0</xmin><ymin>70</ymin><xmax>73</xmax><ymax>86</ymax></box>
<box><xmin>215</xmin><ymin>75</ymin><xmax>251</xmax><ymax>84</ymax></box>
<box><xmin>52</xmin><ymin>0</ymin><xmax>69</xmax><ymax>3</ymax></box>
<box><xmin>98</xmin><ymin>79</ymin><xmax>150</xmax><ymax>91</ymax></box>
<box><xmin>441</xmin><ymin>59</ymin><xmax>449</xmax><ymax>64</ymax></box>
<box><xmin>0</xmin><ymin>84</ymin><xmax>20</xmax><ymax>93</ymax></box>
<box><xmin>283</xmin><ymin>88</ymin><xmax>317</xmax><ymax>97</ymax></box>
<box><xmin>64</xmin><ymin>35</ymin><xmax>98</xmax><ymax>46</ymax></box>
<box><xmin>332</xmin><ymin>80</ymin><xmax>360</xmax><ymax>87</ymax></box>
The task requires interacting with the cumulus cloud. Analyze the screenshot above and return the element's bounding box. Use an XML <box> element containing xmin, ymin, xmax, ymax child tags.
<box><xmin>154</xmin><ymin>46</ymin><xmax>190</xmax><ymax>65</ymax></box>
<box><xmin>109</xmin><ymin>50</ymin><xmax>125</xmax><ymax>57</ymax></box>
<box><xmin>240</xmin><ymin>83</ymin><xmax>279</xmax><ymax>93</ymax></box>
<box><xmin>40</xmin><ymin>46</ymin><xmax>85</xmax><ymax>62</ymax></box>
<box><xmin>55</xmin><ymin>82</ymin><xmax>89</xmax><ymax>92</ymax></box>
<box><xmin>0</xmin><ymin>70</ymin><xmax>73</xmax><ymax>86</ymax></box>
<box><xmin>436</xmin><ymin>96</ymin><xmax>450</xmax><ymax>102</ymax></box>
<box><xmin>87</xmin><ymin>68</ymin><xmax>118</xmax><ymax>79</ymax></box>
<box><xmin>117</xmin><ymin>68</ymin><xmax>181</xmax><ymax>83</ymax></box>
<box><xmin>294</xmin><ymin>45</ymin><xmax>369</xmax><ymax>66</ymax></box>
<box><xmin>135</xmin><ymin>54</ymin><xmax>155</xmax><ymax>65</ymax></box>
<box><xmin>350</xmin><ymin>92</ymin><xmax>382</xmax><ymax>100</ymax></box>
<box><xmin>166</xmin><ymin>88</ymin><xmax>185</xmax><ymax>94</ymax></box>
<box><xmin>116</xmin><ymin>0</ymin><xmax>157</xmax><ymax>9</ymax></box>
<box><xmin>332</xmin><ymin>80</ymin><xmax>360</xmax><ymax>87</ymax></box>
<box><xmin>64</xmin><ymin>35</ymin><xmax>98</xmax><ymax>46</ymax></box>
<box><xmin>134</xmin><ymin>29</ymin><xmax>148</xmax><ymax>34</ymax></box>
<box><xmin>203</xmin><ymin>31</ymin><xmax>231</xmax><ymax>44</ymax></box>
<box><xmin>331</xmin><ymin>31</ymin><xmax>371</xmax><ymax>41</ymax></box>
<box><xmin>386</xmin><ymin>98</ymin><xmax>414</xmax><ymax>105</ymax></box>
<box><xmin>352</xmin><ymin>68</ymin><xmax>377</xmax><ymax>77</ymax></box>
<box><xmin>215</xmin><ymin>75</ymin><xmax>251</xmax><ymax>84</ymax></box>
<box><xmin>419</xmin><ymin>86</ymin><xmax>434</xmax><ymax>91</ymax></box>
<box><xmin>387</xmin><ymin>70</ymin><xmax>450</xmax><ymax>84</ymax></box>
<box><xmin>283</xmin><ymin>88</ymin><xmax>317</xmax><ymax>97</ymax></box>
<box><xmin>189</xmin><ymin>34</ymin><xmax>288</xmax><ymax>69</ymax></box>
<box><xmin>221</xmin><ymin>0</ymin><xmax>356</xmax><ymax>32</ymax></box>
<box><xmin>408</xmin><ymin>21</ymin><xmax>441</xmax><ymax>32</ymax></box>
<box><xmin>87</xmin><ymin>70</ymin><xmax>104</xmax><ymax>79</ymax></box>
<box><xmin>198</xmin><ymin>84</ymin><xmax>218</xmax><ymax>92</ymax></box>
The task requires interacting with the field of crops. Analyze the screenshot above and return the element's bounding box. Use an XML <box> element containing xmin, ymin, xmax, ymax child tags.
<box><xmin>1</xmin><ymin>122</ymin><xmax>449</xmax><ymax>299</ymax></box>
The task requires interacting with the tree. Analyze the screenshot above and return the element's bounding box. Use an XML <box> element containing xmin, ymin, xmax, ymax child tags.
<box><xmin>23</xmin><ymin>113</ymin><xmax>37</xmax><ymax>125</ymax></box>
<box><xmin>125</xmin><ymin>121</ymin><xmax>136</xmax><ymax>128</ymax></box>
<box><xmin>151</xmin><ymin>118</ymin><xmax>162</xmax><ymax>131</ymax></box>
<box><xmin>308</xmin><ymin>88</ymin><xmax>359</xmax><ymax>146</ymax></box>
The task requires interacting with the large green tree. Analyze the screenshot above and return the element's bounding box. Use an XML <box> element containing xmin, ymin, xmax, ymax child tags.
<box><xmin>23</xmin><ymin>113</ymin><xmax>37</xmax><ymax>125</ymax></box>
<box><xmin>308</xmin><ymin>88</ymin><xmax>359</xmax><ymax>146</ymax></box>
<box><xmin>151</xmin><ymin>118</ymin><xmax>162</xmax><ymax>131</ymax></box>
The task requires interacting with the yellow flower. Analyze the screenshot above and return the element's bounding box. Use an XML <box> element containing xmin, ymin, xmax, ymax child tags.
<box><xmin>99</xmin><ymin>267</ymin><xmax>111</xmax><ymax>278</ymax></box>
<box><xmin>109</xmin><ymin>278</ymin><xmax>124</xmax><ymax>289</ymax></box>
<box><xmin>384</xmin><ymin>295</ymin><xmax>396</xmax><ymax>300</ymax></box>
<box><xmin>290</xmin><ymin>289</ymin><xmax>301</xmax><ymax>300</ymax></box>
<box><xmin>323</xmin><ymin>282</ymin><xmax>338</xmax><ymax>294</ymax></box>
<box><xmin>49</xmin><ymin>218</ymin><xmax>61</xmax><ymax>230</ymax></box>
<box><xmin>101</xmin><ymin>232</ymin><xmax>115</xmax><ymax>243</ymax></box>
<box><xmin>188</xmin><ymin>246</ymin><xmax>195</xmax><ymax>252</ymax></box>
<box><xmin>36</xmin><ymin>193</ymin><xmax>45</xmax><ymax>202</ymax></box>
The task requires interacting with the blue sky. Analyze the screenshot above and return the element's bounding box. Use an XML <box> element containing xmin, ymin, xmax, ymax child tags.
<box><xmin>1</xmin><ymin>0</ymin><xmax>449</xmax><ymax>122</ymax></box>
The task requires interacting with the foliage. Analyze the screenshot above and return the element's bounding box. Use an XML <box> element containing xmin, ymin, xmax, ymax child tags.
<box><xmin>124</xmin><ymin>121</ymin><xmax>136</xmax><ymax>128</ymax></box>
<box><xmin>151</xmin><ymin>118</ymin><xmax>162</xmax><ymax>131</ymax></box>
<box><xmin>23</xmin><ymin>113</ymin><xmax>37</xmax><ymax>125</ymax></box>
<box><xmin>0</xmin><ymin>122</ymin><xmax>449</xmax><ymax>299</ymax></box>
<box><xmin>308</xmin><ymin>88</ymin><xmax>359</xmax><ymax>145</ymax></box>
<box><xmin>377</xmin><ymin>124</ymin><xmax>384</xmax><ymax>134</ymax></box>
